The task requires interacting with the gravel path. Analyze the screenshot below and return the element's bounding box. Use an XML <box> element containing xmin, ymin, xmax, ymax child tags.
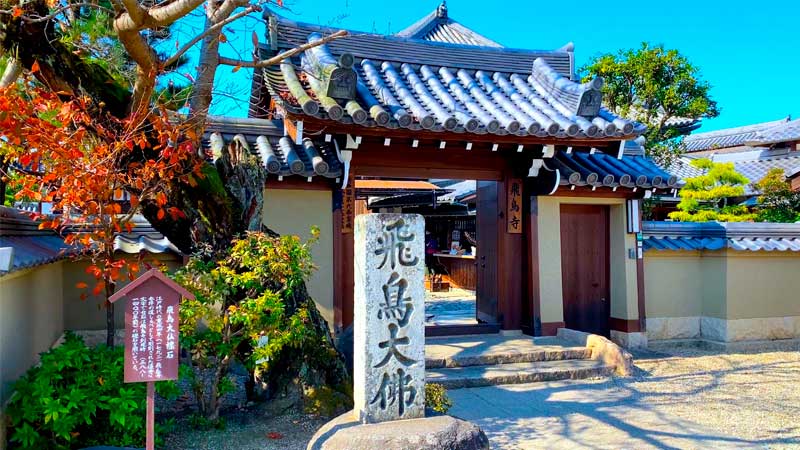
<box><xmin>162</xmin><ymin>402</ymin><xmax>328</xmax><ymax>450</ymax></box>
<box><xmin>448</xmin><ymin>346</ymin><xmax>800</xmax><ymax>449</ymax></box>
<box><xmin>629</xmin><ymin>346</ymin><xmax>800</xmax><ymax>447</ymax></box>
<box><xmin>162</xmin><ymin>346</ymin><xmax>800</xmax><ymax>449</ymax></box>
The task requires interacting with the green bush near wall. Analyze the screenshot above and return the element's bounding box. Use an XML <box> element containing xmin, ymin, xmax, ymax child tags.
<box><xmin>5</xmin><ymin>333</ymin><xmax>172</xmax><ymax>449</ymax></box>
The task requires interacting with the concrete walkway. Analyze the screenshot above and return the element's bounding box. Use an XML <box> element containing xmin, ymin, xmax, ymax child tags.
<box><xmin>448</xmin><ymin>379</ymin><xmax>768</xmax><ymax>449</ymax></box>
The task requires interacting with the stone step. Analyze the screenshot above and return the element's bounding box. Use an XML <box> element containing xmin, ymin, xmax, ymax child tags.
<box><xmin>425</xmin><ymin>358</ymin><xmax>614</xmax><ymax>389</ymax></box>
<box><xmin>425</xmin><ymin>335</ymin><xmax>591</xmax><ymax>369</ymax></box>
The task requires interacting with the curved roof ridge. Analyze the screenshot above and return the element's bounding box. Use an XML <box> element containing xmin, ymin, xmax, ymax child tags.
<box><xmin>264</xmin><ymin>7</ymin><xmax>567</xmax><ymax>57</ymax></box>
<box><xmin>395</xmin><ymin>3</ymin><xmax>503</xmax><ymax>48</ymax></box>
<box><xmin>684</xmin><ymin>116</ymin><xmax>792</xmax><ymax>152</ymax></box>
<box><xmin>745</xmin><ymin>117</ymin><xmax>800</xmax><ymax>147</ymax></box>
<box><xmin>686</xmin><ymin>116</ymin><xmax>790</xmax><ymax>141</ymax></box>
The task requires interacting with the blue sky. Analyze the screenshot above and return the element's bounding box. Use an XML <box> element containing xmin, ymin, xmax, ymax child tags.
<box><xmin>194</xmin><ymin>0</ymin><xmax>800</xmax><ymax>132</ymax></box>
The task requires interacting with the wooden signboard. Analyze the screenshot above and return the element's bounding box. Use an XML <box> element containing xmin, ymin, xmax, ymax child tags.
<box><xmin>109</xmin><ymin>268</ymin><xmax>195</xmax><ymax>450</ymax></box>
<box><xmin>506</xmin><ymin>178</ymin><xmax>523</xmax><ymax>234</ymax></box>
<box><xmin>342</xmin><ymin>185</ymin><xmax>355</xmax><ymax>233</ymax></box>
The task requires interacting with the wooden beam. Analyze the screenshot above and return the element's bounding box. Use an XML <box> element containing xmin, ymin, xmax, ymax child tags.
<box><xmin>351</xmin><ymin>144</ymin><xmax>512</xmax><ymax>181</ymax></box>
<box><xmin>609</xmin><ymin>317</ymin><xmax>642</xmax><ymax>333</ymax></box>
<box><xmin>524</xmin><ymin>195</ymin><xmax>541</xmax><ymax>336</ymax></box>
<box><xmin>636</xmin><ymin>204</ymin><xmax>647</xmax><ymax>333</ymax></box>
<box><xmin>496</xmin><ymin>172</ymin><xmax>524</xmax><ymax>331</ymax></box>
<box><xmin>552</xmin><ymin>186</ymin><xmax>645</xmax><ymax>199</ymax></box>
<box><xmin>332</xmin><ymin>170</ymin><xmax>355</xmax><ymax>333</ymax></box>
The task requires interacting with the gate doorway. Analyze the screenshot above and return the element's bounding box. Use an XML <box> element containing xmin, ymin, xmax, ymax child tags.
<box><xmin>353</xmin><ymin>177</ymin><xmax>501</xmax><ymax>334</ymax></box>
<box><xmin>559</xmin><ymin>204</ymin><xmax>610</xmax><ymax>336</ymax></box>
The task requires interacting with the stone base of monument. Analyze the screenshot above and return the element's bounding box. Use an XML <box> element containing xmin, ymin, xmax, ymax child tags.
<box><xmin>307</xmin><ymin>410</ymin><xmax>490</xmax><ymax>450</ymax></box>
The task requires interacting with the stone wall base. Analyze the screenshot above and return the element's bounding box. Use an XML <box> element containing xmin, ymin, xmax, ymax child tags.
<box><xmin>610</xmin><ymin>330</ymin><xmax>648</xmax><ymax>349</ymax></box>
<box><xmin>648</xmin><ymin>337</ymin><xmax>800</xmax><ymax>353</ymax></box>
<box><xmin>646</xmin><ymin>316</ymin><xmax>800</xmax><ymax>343</ymax></box>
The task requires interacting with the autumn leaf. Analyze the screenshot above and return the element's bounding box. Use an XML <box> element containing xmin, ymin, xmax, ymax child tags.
<box><xmin>232</xmin><ymin>65</ymin><xmax>242</xmax><ymax>73</ymax></box>
<box><xmin>76</xmin><ymin>282</ymin><xmax>88</xmax><ymax>289</ymax></box>
<box><xmin>12</xmin><ymin>6</ymin><xmax>22</xmax><ymax>17</ymax></box>
<box><xmin>30</xmin><ymin>61</ymin><xmax>40</xmax><ymax>74</ymax></box>
<box><xmin>157</xmin><ymin>208</ymin><xmax>165</xmax><ymax>220</ymax></box>
<box><xmin>219</xmin><ymin>34</ymin><xmax>227</xmax><ymax>43</ymax></box>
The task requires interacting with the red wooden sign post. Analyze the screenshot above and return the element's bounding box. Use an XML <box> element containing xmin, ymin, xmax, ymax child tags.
<box><xmin>109</xmin><ymin>268</ymin><xmax>195</xmax><ymax>450</ymax></box>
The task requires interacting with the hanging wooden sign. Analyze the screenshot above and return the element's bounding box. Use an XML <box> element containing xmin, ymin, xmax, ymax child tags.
<box><xmin>109</xmin><ymin>268</ymin><xmax>195</xmax><ymax>450</ymax></box>
<box><xmin>342</xmin><ymin>185</ymin><xmax>355</xmax><ymax>233</ymax></box>
<box><xmin>506</xmin><ymin>178</ymin><xmax>523</xmax><ymax>234</ymax></box>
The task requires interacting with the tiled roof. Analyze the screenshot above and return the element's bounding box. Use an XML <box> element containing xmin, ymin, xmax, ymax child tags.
<box><xmin>0</xmin><ymin>206</ymin><xmax>72</xmax><ymax>273</ymax></box>
<box><xmin>207</xmin><ymin>131</ymin><xmax>342</xmax><ymax>179</ymax></box>
<box><xmin>683</xmin><ymin>117</ymin><xmax>791</xmax><ymax>152</ymax></box>
<box><xmin>1</xmin><ymin>207</ymin><xmax>180</xmax><ymax>275</ymax></box>
<box><xmin>113</xmin><ymin>215</ymin><xmax>180</xmax><ymax>255</ymax></box>
<box><xmin>665</xmin><ymin>151</ymin><xmax>800</xmax><ymax>195</ymax></box>
<box><xmin>395</xmin><ymin>2</ymin><xmax>503</xmax><ymax>48</ymax></box>
<box><xmin>745</xmin><ymin>118</ymin><xmax>800</xmax><ymax>146</ymax></box>
<box><xmin>550</xmin><ymin>151</ymin><xmax>677</xmax><ymax>190</ymax></box>
<box><xmin>643</xmin><ymin>221</ymin><xmax>800</xmax><ymax>252</ymax></box>
<box><xmin>260</xmin><ymin>10</ymin><xmax>641</xmax><ymax>141</ymax></box>
<box><xmin>266</xmin><ymin>11</ymin><xmax>573</xmax><ymax>77</ymax></box>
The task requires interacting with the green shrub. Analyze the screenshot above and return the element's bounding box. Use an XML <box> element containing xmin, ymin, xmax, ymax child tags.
<box><xmin>171</xmin><ymin>230</ymin><xmax>330</xmax><ymax>422</ymax></box>
<box><xmin>6</xmin><ymin>332</ymin><xmax>171</xmax><ymax>449</ymax></box>
<box><xmin>425</xmin><ymin>383</ymin><xmax>453</xmax><ymax>414</ymax></box>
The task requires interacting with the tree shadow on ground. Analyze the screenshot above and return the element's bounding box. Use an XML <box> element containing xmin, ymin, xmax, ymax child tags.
<box><xmin>443</xmin><ymin>346</ymin><xmax>800</xmax><ymax>450</ymax></box>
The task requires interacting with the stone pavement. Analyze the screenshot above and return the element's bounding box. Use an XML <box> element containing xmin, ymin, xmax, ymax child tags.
<box><xmin>424</xmin><ymin>287</ymin><xmax>477</xmax><ymax>326</ymax></box>
<box><xmin>448</xmin><ymin>380</ymin><xmax>770</xmax><ymax>450</ymax></box>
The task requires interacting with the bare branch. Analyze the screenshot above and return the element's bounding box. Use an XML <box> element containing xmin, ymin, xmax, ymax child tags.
<box><xmin>149</xmin><ymin>0</ymin><xmax>206</xmax><ymax>27</ymax></box>
<box><xmin>120</xmin><ymin>0</ymin><xmax>147</xmax><ymax>26</ymax></box>
<box><xmin>218</xmin><ymin>30</ymin><xmax>348</xmax><ymax>69</ymax></box>
<box><xmin>210</xmin><ymin>0</ymin><xmax>248</xmax><ymax>23</ymax></box>
<box><xmin>162</xmin><ymin>4</ymin><xmax>260</xmax><ymax>69</ymax></box>
<box><xmin>0</xmin><ymin>58</ymin><xmax>22</xmax><ymax>88</ymax></box>
<box><xmin>115</xmin><ymin>0</ymin><xmax>204</xmax><ymax>31</ymax></box>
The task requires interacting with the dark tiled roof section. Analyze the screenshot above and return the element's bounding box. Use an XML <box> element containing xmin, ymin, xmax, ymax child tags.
<box><xmin>550</xmin><ymin>151</ymin><xmax>677</xmax><ymax>190</ymax></box>
<box><xmin>267</xmin><ymin>11</ymin><xmax>572</xmax><ymax>77</ymax></box>
<box><xmin>643</xmin><ymin>221</ymin><xmax>800</xmax><ymax>252</ymax></box>
<box><xmin>263</xmin><ymin>42</ymin><xmax>641</xmax><ymax>139</ymax></box>
<box><xmin>745</xmin><ymin>118</ymin><xmax>800</xmax><ymax>146</ymax></box>
<box><xmin>684</xmin><ymin>117</ymin><xmax>791</xmax><ymax>152</ymax></box>
<box><xmin>664</xmin><ymin>153</ymin><xmax>800</xmax><ymax>195</ymax></box>
<box><xmin>208</xmin><ymin>132</ymin><xmax>342</xmax><ymax>179</ymax></box>
<box><xmin>395</xmin><ymin>3</ymin><xmax>503</xmax><ymax>48</ymax></box>
<box><xmin>0</xmin><ymin>206</ymin><xmax>72</xmax><ymax>273</ymax></box>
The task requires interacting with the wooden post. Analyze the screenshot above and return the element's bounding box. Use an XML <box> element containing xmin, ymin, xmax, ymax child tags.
<box><xmin>146</xmin><ymin>381</ymin><xmax>155</xmax><ymax>450</ymax></box>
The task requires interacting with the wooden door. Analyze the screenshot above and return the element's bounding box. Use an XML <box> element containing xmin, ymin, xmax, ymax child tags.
<box><xmin>560</xmin><ymin>204</ymin><xmax>610</xmax><ymax>336</ymax></box>
<box><xmin>476</xmin><ymin>181</ymin><xmax>498</xmax><ymax>323</ymax></box>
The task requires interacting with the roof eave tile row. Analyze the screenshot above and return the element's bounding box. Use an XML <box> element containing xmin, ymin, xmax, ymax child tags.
<box><xmin>643</xmin><ymin>221</ymin><xmax>800</xmax><ymax>252</ymax></box>
<box><xmin>549</xmin><ymin>151</ymin><xmax>678</xmax><ymax>190</ymax></box>
<box><xmin>208</xmin><ymin>132</ymin><xmax>343</xmax><ymax>179</ymax></box>
<box><xmin>266</xmin><ymin>51</ymin><xmax>641</xmax><ymax>140</ymax></box>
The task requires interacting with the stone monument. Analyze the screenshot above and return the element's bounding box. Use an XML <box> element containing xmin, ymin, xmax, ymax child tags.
<box><xmin>307</xmin><ymin>213</ymin><xmax>489</xmax><ymax>450</ymax></box>
<box><xmin>354</xmin><ymin>213</ymin><xmax>425</xmax><ymax>423</ymax></box>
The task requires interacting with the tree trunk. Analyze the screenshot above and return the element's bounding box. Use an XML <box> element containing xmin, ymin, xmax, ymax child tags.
<box><xmin>2</xmin><ymin>1</ymin><xmax>350</xmax><ymax>414</ymax></box>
